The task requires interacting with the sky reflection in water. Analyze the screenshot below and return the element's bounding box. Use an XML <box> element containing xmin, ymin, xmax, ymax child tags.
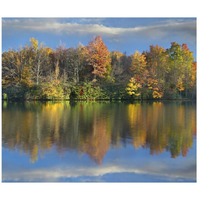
<box><xmin>2</xmin><ymin>101</ymin><xmax>196</xmax><ymax>182</ymax></box>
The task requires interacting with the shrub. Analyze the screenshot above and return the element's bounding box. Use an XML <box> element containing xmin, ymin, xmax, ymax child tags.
<box><xmin>164</xmin><ymin>89</ymin><xmax>182</xmax><ymax>99</ymax></box>
<box><xmin>41</xmin><ymin>82</ymin><xmax>65</xmax><ymax>100</ymax></box>
<box><xmin>2</xmin><ymin>86</ymin><xmax>28</xmax><ymax>100</ymax></box>
<box><xmin>3</xmin><ymin>93</ymin><xmax>8</xmax><ymax>100</ymax></box>
<box><xmin>70</xmin><ymin>82</ymin><xmax>103</xmax><ymax>100</ymax></box>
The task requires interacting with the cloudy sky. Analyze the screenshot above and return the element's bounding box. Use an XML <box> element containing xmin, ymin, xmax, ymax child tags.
<box><xmin>2</xmin><ymin>18</ymin><xmax>196</xmax><ymax>58</ymax></box>
<box><xmin>2</xmin><ymin>142</ymin><xmax>196</xmax><ymax>182</ymax></box>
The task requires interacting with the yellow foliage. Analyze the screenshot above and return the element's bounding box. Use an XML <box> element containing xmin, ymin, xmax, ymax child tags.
<box><xmin>43</xmin><ymin>47</ymin><xmax>53</xmax><ymax>55</ymax></box>
<box><xmin>30</xmin><ymin>37</ymin><xmax>38</xmax><ymax>51</ymax></box>
<box><xmin>176</xmin><ymin>77</ymin><xmax>185</xmax><ymax>91</ymax></box>
<box><xmin>126</xmin><ymin>77</ymin><xmax>141</xmax><ymax>97</ymax></box>
<box><xmin>111</xmin><ymin>51</ymin><xmax>123</xmax><ymax>60</ymax></box>
<box><xmin>152</xmin><ymin>91</ymin><xmax>163</xmax><ymax>98</ymax></box>
<box><xmin>21</xmin><ymin>66</ymin><xmax>34</xmax><ymax>87</ymax></box>
<box><xmin>41</xmin><ymin>79</ymin><xmax>63</xmax><ymax>99</ymax></box>
<box><xmin>131</xmin><ymin>51</ymin><xmax>147</xmax><ymax>75</ymax></box>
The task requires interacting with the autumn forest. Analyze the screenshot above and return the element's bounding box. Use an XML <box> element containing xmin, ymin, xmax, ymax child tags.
<box><xmin>2</xmin><ymin>36</ymin><xmax>196</xmax><ymax>100</ymax></box>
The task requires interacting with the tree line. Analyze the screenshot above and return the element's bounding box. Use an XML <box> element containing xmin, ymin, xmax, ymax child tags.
<box><xmin>2</xmin><ymin>36</ymin><xmax>196</xmax><ymax>100</ymax></box>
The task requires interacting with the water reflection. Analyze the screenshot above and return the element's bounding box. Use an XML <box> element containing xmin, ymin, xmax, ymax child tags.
<box><xmin>2</xmin><ymin>101</ymin><xmax>196</xmax><ymax>164</ymax></box>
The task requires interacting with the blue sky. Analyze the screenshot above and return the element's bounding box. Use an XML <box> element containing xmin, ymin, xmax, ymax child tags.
<box><xmin>2</xmin><ymin>143</ymin><xmax>196</xmax><ymax>182</ymax></box>
<box><xmin>2</xmin><ymin>18</ymin><xmax>196</xmax><ymax>58</ymax></box>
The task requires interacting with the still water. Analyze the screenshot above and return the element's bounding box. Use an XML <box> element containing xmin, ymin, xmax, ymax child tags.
<box><xmin>2</xmin><ymin>101</ymin><xmax>196</xmax><ymax>182</ymax></box>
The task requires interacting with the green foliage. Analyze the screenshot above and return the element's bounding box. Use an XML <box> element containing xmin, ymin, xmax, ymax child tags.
<box><xmin>69</xmin><ymin>82</ymin><xmax>130</xmax><ymax>100</ymax></box>
<box><xmin>3</xmin><ymin>93</ymin><xmax>8</xmax><ymax>100</ymax></box>
<box><xmin>70</xmin><ymin>82</ymin><xmax>103</xmax><ymax>100</ymax></box>
<box><xmin>2</xmin><ymin>86</ymin><xmax>28</xmax><ymax>100</ymax></box>
<box><xmin>164</xmin><ymin>89</ymin><xmax>182</xmax><ymax>99</ymax></box>
<box><xmin>62</xmin><ymin>84</ymin><xmax>71</xmax><ymax>99</ymax></box>
<box><xmin>99</xmin><ymin>84</ymin><xmax>130</xmax><ymax>100</ymax></box>
<box><xmin>25</xmin><ymin>85</ymin><xmax>44</xmax><ymax>100</ymax></box>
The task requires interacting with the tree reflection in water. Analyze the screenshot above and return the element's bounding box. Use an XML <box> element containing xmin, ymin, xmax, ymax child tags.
<box><xmin>2</xmin><ymin>101</ymin><xmax>196</xmax><ymax>163</ymax></box>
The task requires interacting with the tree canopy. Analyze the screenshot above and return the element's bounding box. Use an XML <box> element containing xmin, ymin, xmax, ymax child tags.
<box><xmin>2</xmin><ymin>36</ymin><xmax>196</xmax><ymax>100</ymax></box>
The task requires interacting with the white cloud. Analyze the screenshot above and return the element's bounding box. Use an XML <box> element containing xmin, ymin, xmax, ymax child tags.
<box><xmin>2</xmin><ymin>157</ymin><xmax>196</xmax><ymax>182</ymax></box>
<box><xmin>2</xmin><ymin>18</ymin><xmax>196</xmax><ymax>41</ymax></box>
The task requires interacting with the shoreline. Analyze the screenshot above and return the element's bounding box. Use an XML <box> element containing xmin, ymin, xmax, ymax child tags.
<box><xmin>2</xmin><ymin>98</ymin><xmax>196</xmax><ymax>102</ymax></box>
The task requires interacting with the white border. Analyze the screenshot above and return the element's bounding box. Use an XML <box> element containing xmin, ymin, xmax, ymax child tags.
<box><xmin>0</xmin><ymin>1</ymin><xmax>199</xmax><ymax>200</ymax></box>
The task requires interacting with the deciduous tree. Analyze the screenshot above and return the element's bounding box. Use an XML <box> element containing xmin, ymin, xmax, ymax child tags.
<box><xmin>126</xmin><ymin>77</ymin><xmax>141</xmax><ymax>98</ymax></box>
<box><xmin>130</xmin><ymin>50</ymin><xmax>147</xmax><ymax>76</ymax></box>
<box><xmin>85</xmin><ymin>36</ymin><xmax>111</xmax><ymax>81</ymax></box>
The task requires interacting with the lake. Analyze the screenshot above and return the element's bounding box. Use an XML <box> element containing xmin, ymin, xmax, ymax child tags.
<box><xmin>2</xmin><ymin>101</ymin><xmax>196</xmax><ymax>182</ymax></box>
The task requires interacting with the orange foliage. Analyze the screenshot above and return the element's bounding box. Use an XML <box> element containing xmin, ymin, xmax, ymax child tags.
<box><xmin>86</xmin><ymin>36</ymin><xmax>111</xmax><ymax>79</ymax></box>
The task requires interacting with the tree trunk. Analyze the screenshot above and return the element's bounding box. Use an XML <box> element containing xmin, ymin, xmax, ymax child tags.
<box><xmin>93</xmin><ymin>67</ymin><xmax>97</xmax><ymax>81</ymax></box>
<box><xmin>76</xmin><ymin>69</ymin><xmax>79</xmax><ymax>83</ymax></box>
<box><xmin>163</xmin><ymin>71</ymin><xmax>165</xmax><ymax>90</ymax></box>
<box><xmin>36</xmin><ymin>59</ymin><xmax>40</xmax><ymax>85</ymax></box>
<box><xmin>63</xmin><ymin>69</ymin><xmax>66</xmax><ymax>83</ymax></box>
